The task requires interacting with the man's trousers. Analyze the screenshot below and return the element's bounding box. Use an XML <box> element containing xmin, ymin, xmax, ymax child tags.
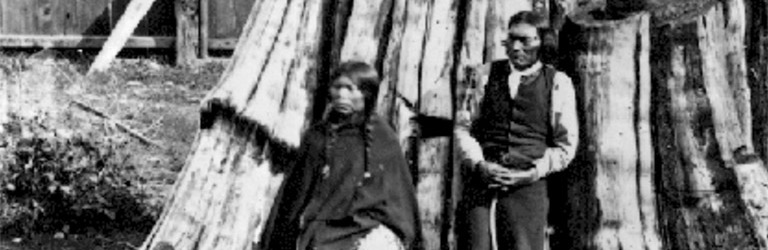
<box><xmin>457</xmin><ymin>179</ymin><xmax>549</xmax><ymax>250</ymax></box>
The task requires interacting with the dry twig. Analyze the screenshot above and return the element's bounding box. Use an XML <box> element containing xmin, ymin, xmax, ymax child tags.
<box><xmin>70</xmin><ymin>100</ymin><xmax>165</xmax><ymax>150</ymax></box>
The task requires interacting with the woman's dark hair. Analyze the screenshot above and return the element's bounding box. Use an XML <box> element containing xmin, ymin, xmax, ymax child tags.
<box><xmin>507</xmin><ymin>11</ymin><xmax>558</xmax><ymax>64</ymax></box>
<box><xmin>329</xmin><ymin>61</ymin><xmax>381</xmax><ymax>182</ymax></box>
<box><xmin>330</xmin><ymin>61</ymin><xmax>381</xmax><ymax>115</ymax></box>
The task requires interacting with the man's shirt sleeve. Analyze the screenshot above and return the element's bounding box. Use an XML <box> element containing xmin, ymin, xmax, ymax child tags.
<box><xmin>533</xmin><ymin>72</ymin><xmax>579</xmax><ymax>180</ymax></box>
<box><xmin>454</xmin><ymin>64</ymin><xmax>491</xmax><ymax>169</ymax></box>
<box><xmin>455</xmin><ymin>108</ymin><xmax>485</xmax><ymax>168</ymax></box>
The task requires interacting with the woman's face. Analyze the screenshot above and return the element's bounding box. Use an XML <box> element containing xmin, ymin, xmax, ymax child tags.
<box><xmin>329</xmin><ymin>76</ymin><xmax>366</xmax><ymax>115</ymax></box>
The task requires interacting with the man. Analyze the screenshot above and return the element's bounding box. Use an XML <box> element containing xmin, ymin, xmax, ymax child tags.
<box><xmin>261</xmin><ymin>61</ymin><xmax>420</xmax><ymax>250</ymax></box>
<box><xmin>455</xmin><ymin>11</ymin><xmax>579</xmax><ymax>250</ymax></box>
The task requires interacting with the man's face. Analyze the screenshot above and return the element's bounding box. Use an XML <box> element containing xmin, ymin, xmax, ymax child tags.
<box><xmin>329</xmin><ymin>76</ymin><xmax>366</xmax><ymax>115</ymax></box>
<box><xmin>504</xmin><ymin>23</ymin><xmax>541</xmax><ymax>70</ymax></box>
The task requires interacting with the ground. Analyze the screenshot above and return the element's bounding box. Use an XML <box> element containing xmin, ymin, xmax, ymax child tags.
<box><xmin>0</xmin><ymin>50</ymin><xmax>225</xmax><ymax>249</ymax></box>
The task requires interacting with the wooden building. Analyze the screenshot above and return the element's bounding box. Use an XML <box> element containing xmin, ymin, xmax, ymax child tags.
<box><xmin>0</xmin><ymin>0</ymin><xmax>254</xmax><ymax>56</ymax></box>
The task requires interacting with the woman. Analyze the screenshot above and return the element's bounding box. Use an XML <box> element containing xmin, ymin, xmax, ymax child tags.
<box><xmin>261</xmin><ymin>61</ymin><xmax>420</xmax><ymax>250</ymax></box>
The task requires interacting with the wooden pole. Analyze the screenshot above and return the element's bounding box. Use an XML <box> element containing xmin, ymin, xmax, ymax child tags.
<box><xmin>175</xmin><ymin>0</ymin><xmax>201</xmax><ymax>66</ymax></box>
<box><xmin>88</xmin><ymin>0</ymin><xmax>157</xmax><ymax>74</ymax></box>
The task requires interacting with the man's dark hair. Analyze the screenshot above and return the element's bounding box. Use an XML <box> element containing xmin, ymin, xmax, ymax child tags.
<box><xmin>330</xmin><ymin>61</ymin><xmax>381</xmax><ymax>115</ymax></box>
<box><xmin>507</xmin><ymin>11</ymin><xmax>549</xmax><ymax>29</ymax></box>
<box><xmin>507</xmin><ymin>11</ymin><xmax>558</xmax><ymax>64</ymax></box>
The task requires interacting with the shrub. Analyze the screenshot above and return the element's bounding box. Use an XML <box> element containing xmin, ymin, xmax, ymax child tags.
<box><xmin>0</xmin><ymin>122</ymin><xmax>156</xmax><ymax>236</ymax></box>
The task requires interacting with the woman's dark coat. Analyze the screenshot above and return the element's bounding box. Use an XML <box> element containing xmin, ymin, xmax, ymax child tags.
<box><xmin>260</xmin><ymin>115</ymin><xmax>420</xmax><ymax>250</ymax></box>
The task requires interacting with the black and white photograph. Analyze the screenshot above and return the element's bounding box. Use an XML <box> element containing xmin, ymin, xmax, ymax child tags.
<box><xmin>1</xmin><ymin>0</ymin><xmax>767</xmax><ymax>249</ymax></box>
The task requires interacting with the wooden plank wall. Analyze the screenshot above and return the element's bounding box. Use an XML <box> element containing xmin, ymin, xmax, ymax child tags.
<box><xmin>207</xmin><ymin>0</ymin><xmax>256</xmax><ymax>50</ymax></box>
<box><xmin>0</xmin><ymin>0</ymin><xmax>174</xmax><ymax>36</ymax></box>
<box><xmin>0</xmin><ymin>0</ymin><xmax>175</xmax><ymax>48</ymax></box>
<box><xmin>0</xmin><ymin>0</ymin><xmax>252</xmax><ymax>52</ymax></box>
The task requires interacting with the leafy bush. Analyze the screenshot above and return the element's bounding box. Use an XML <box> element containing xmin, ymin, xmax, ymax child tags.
<box><xmin>0</xmin><ymin>125</ymin><xmax>156</xmax><ymax>236</ymax></box>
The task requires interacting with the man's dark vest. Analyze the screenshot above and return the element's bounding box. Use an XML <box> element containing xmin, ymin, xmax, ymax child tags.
<box><xmin>471</xmin><ymin>60</ymin><xmax>556</xmax><ymax>169</ymax></box>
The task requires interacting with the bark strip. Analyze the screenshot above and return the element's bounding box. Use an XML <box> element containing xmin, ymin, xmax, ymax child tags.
<box><xmin>140</xmin><ymin>1</ymin><xmax>323</xmax><ymax>249</ymax></box>
<box><xmin>556</xmin><ymin>8</ymin><xmax>660</xmax><ymax>250</ymax></box>
<box><xmin>652</xmin><ymin>1</ymin><xmax>766</xmax><ymax>248</ymax></box>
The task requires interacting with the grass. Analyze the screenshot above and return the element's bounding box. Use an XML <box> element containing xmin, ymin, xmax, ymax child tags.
<box><xmin>0</xmin><ymin>49</ymin><xmax>225</xmax><ymax>249</ymax></box>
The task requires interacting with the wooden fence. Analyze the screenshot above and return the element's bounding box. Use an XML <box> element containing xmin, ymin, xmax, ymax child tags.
<box><xmin>0</xmin><ymin>0</ymin><xmax>251</xmax><ymax>58</ymax></box>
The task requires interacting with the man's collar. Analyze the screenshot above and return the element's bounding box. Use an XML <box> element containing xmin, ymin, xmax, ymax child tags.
<box><xmin>508</xmin><ymin>61</ymin><xmax>542</xmax><ymax>76</ymax></box>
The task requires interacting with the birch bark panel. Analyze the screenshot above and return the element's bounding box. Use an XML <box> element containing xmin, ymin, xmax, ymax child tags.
<box><xmin>377</xmin><ymin>0</ymin><xmax>408</xmax><ymax>141</ymax></box>
<box><xmin>329</xmin><ymin>0</ymin><xmax>353</xmax><ymax>71</ymax></box>
<box><xmin>419</xmin><ymin>0</ymin><xmax>457</xmax><ymax>119</ymax></box>
<box><xmin>723</xmin><ymin>0</ymin><xmax>753</xmax><ymax>153</ymax></box>
<box><xmin>454</xmin><ymin>0</ymin><xmax>491</xmax><ymax>138</ymax></box>
<box><xmin>140</xmin><ymin>121</ymin><xmax>288</xmax><ymax>250</ymax></box>
<box><xmin>141</xmin><ymin>0</ymin><xmax>321</xmax><ymax>249</ymax></box>
<box><xmin>451</xmin><ymin>1</ymin><xmax>488</xmax><ymax>249</ymax></box>
<box><xmin>652</xmin><ymin>4</ymin><xmax>763</xmax><ymax>248</ymax></box>
<box><xmin>417</xmin><ymin>0</ymin><xmax>458</xmax><ymax>248</ymax></box>
<box><xmin>393</xmin><ymin>0</ymin><xmax>428</xmax><ymax>104</ymax></box>
<box><xmin>723</xmin><ymin>0</ymin><xmax>768</xmax><ymax>245</ymax></box>
<box><xmin>559</xmin><ymin>11</ymin><xmax>656</xmax><ymax>250</ymax></box>
<box><xmin>204</xmin><ymin>0</ymin><xmax>263</xmax><ymax>96</ymax></box>
<box><xmin>634</xmin><ymin>15</ymin><xmax>660</xmax><ymax>250</ymax></box>
<box><xmin>457</xmin><ymin>0</ymin><xmax>488</xmax><ymax>71</ymax></box>
<box><xmin>139</xmin><ymin>120</ymin><xmax>236</xmax><ymax>250</ymax></box>
<box><xmin>586</xmin><ymin>15</ymin><xmax>648</xmax><ymax>250</ymax></box>
<box><xmin>195</xmin><ymin>128</ymin><xmax>287</xmax><ymax>250</ymax></box>
<box><xmin>339</xmin><ymin>0</ymin><xmax>393</xmax><ymax>66</ymax></box>
<box><xmin>733</xmin><ymin>159</ymin><xmax>768</xmax><ymax>248</ymax></box>
<box><xmin>337</xmin><ymin>0</ymin><xmax>392</xmax><ymax>123</ymax></box>
<box><xmin>270</xmin><ymin>0</ymin><xmax>322</xmax><ymax>148</ymax></box>
<box><xmin>204</xmin><ymin>0</ymin><xmax>285</xmax><ymax>123</ymax></box>
<box><xmin>240</xmin><ymin>0</ymin><xmax>305</xmax><ymax>147</ymax></box>
<box><xmin>418</xmin><ymin>137</ymin><xmax>451</xmax><ymax>250</ymax></box>
<box><xmin>699</xmin><ymin>3</ymin><xmax>748</xmax><ymax>165</ymax></box>
<box><xmin>378</xmin><ymin>0</ymin><xmax>422</xmax><ymax>149</ymax></box>
<box><xmin>382</xmin><ymin>0</ymin><xmax>433</xmax><ymax>246</ymax></box>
